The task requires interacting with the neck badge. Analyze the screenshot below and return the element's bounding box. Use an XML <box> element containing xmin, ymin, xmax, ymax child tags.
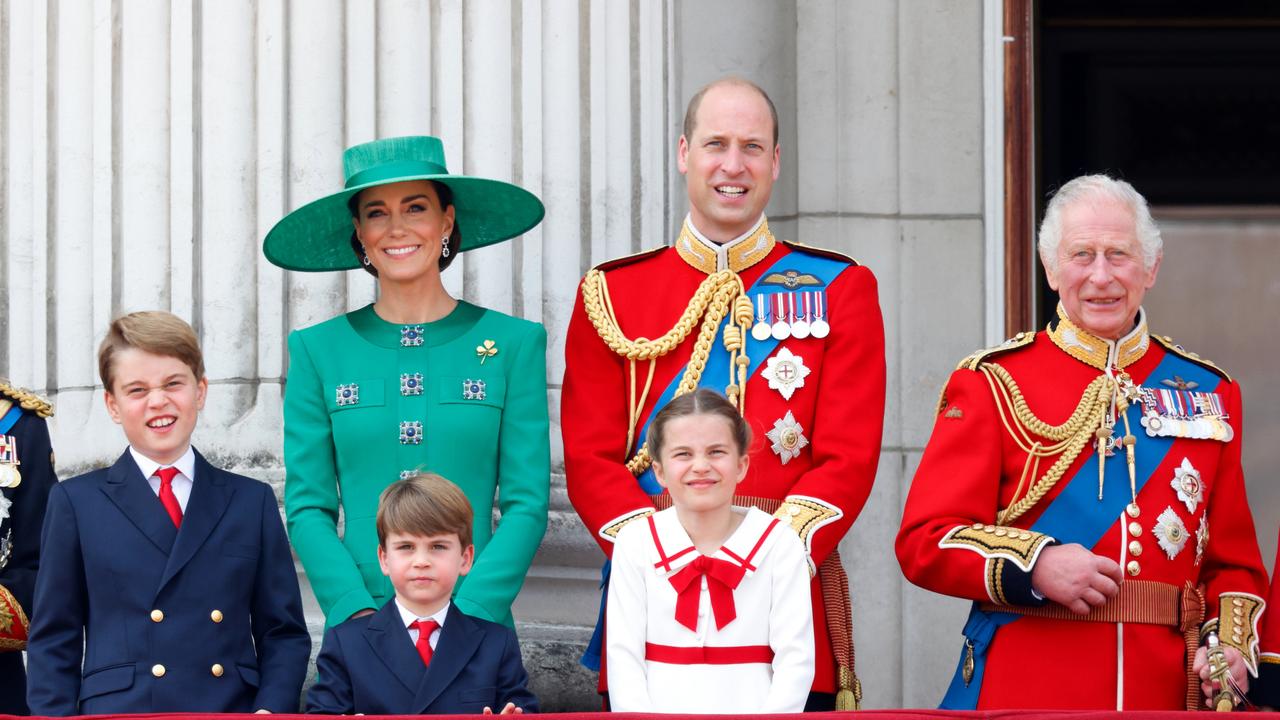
<box><xmin>0</xmin><ymin>435</ymin><xmax>21</xmax><ymax>489</ymax></box>
<box><xmin>761</xmin><ymin>348</ymin><xmax>810</xmax><ymax>401</ymax></box>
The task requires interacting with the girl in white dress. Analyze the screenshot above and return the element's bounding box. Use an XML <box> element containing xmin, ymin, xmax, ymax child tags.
<box><xmin>606</xmin><ymin>389</ymin><xmax>814</xmax><ymax>713</ymax></box>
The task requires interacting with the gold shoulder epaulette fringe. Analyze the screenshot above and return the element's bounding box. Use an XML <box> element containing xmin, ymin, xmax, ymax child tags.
<box><xmin>1151</xmin><ymin>335</ymin><xmax>1231</xmax><ymax>382</ymax></box>
<box><xmin>591</xmin><ymin>246</ymin><xmax>667</xmax><ymax>273</ymax></box>
<box><xmin>780</xmin><ymin>239</ymin><xmax>859</xmax><ymax>265</ymax></box>
<box><xmin>957</xmin><ymin>331</ymin><xmax>1036</xmax><ymax>371</ymax></box>
<box><xmin>0</xmin><ymin>380</ymin><xmax>53</xmax><ymax>418</ymax></box>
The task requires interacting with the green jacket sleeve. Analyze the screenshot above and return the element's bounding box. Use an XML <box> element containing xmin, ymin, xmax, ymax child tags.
<box><xmin>283</xmin><ymin>329</ymin><xmax>377</xmax><ymax>624</ymax></box>
<box><xmin>453</xmin><ymin>323</ymin><xmax>551</xmax><ymax>623</ymax></box>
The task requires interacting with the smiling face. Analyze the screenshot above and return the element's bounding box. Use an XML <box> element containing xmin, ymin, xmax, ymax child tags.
<box><xmin>353</xmin><ymin>180</ymin><xmax>456</xmax><ymax>284</ymax></box>
<box><xmin>1047</xmin><ymin>197</ymin><xmax>1161</xmax><ymax>340</ymax></box>
<box><xmin>104</xmin><ymin>348</ymin><xmax>207</xmax><ymax>465</ymax></box>
<box><xmin>678</xmin><ymin>83</ymin><xmax>780</xmax><ymax>242</ymax></box>
<box><xmin>378</xmin><ymin>531</ymin><xmax>473</xmax><ymax>617</ymax></box>
<box><xmin>652</xmin><ymin>413</ymin><xmax>750</xmax><ymax>517</ymax></box>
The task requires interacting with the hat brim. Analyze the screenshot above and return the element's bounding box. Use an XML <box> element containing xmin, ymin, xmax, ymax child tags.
<box><xmin>263</xmin><ymin>174</ymin><xmax>545</xmax><ymax>272</ymax></box>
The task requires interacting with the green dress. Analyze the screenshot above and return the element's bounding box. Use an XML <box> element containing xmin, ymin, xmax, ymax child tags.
<box><xmin>283</xmin><ymin>301</ymin><xmax>550</xmax><ymax>627</ymax></box>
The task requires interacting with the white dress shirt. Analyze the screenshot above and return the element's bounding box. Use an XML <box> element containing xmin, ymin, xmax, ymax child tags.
<box><xmin>395</xmin><ymin>598</ymin><xmax>450</xmax><ymax>650</ymax></box>
<box><xmin>130</xmin><ymin>445</ymin><xmax>196</xmax><ymax>512</ymax></box>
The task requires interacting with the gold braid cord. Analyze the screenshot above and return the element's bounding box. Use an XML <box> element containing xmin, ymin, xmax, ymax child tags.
<box><xmin>582</xmin><ymin>268</ymin><xmax>753</xmax><ymax>475</ymax></box>
<box><xmin>978</xmin><ymin>362</ymin><xmax>1115</xmax><ymax>525</ymax></box>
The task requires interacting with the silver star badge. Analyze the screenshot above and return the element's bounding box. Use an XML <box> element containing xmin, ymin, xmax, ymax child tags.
<box><xmin>0</xmin><ymin>493</ymin><xmax>10</xmax><ymax>521</ymax></box>
<box><xmin>1171</xmin><ymin>457</ymin><xmax>1203</xmax><ymax>514</ymax></box>
<box><xmin>761</xmin><ymin>348</ymin><xmax>811</xmax><ymax>401</ymax></box>
<box><xmin>766</xmin><ymin>411</ymin><xmax>809</xmax><ymax>465</ymax></box>
<box><xmin>1153</xmin><ymin>506</ymin><xmax>1189</xmax><ymax>560</ymax></box>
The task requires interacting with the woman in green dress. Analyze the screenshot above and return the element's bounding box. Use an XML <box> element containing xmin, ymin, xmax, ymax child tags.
<box><xmin>264</xmin><ymin>136</ymin><xmax>549</xmax><ymax>627</ymax></box>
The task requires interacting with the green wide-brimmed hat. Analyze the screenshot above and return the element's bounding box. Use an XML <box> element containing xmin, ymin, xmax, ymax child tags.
<box><xmin>263</xmin><ymin>135</ymin><xmax>545</xmax><ymax>272</ymax></box>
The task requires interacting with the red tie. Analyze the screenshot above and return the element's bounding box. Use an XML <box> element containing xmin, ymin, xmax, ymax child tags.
<box><xmin>154</xmin><ymin>467</ymin><xmax>183</xmax><ymax>527</ymax></box>
<box><xmin>413</xmin><ymin>619</ymin><xmax>440</xmax><ymax>667</ymax></box>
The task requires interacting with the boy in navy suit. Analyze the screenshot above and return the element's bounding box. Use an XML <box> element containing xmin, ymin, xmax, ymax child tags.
<box><xmin>306</xmin><ymin>473</ymin><xmax>538</xmax><ymax>714</ymax></box>
<box><xmin>26</xmin><ymin>311</ymin><xmax>310</xmax><ymax>715</ymax></box>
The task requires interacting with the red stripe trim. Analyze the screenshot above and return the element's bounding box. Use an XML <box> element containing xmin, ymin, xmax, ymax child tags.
<box><xmin>647</xmin><ymin>515</ymin><xmax>672</xmax><ymax>571</ymax></box>
<box><xmin>644</xmin><ymin>642</ymin><xmax>774</xmax><ymax>665</ymax></box>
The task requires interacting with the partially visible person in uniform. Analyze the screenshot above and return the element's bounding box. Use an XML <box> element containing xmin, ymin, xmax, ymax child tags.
<box><xmin>264</xmin><ymin>135</ymin><xmax>549</xmax><ymax>631</ymax></box>
<box><xmin>563</xmin><ymin>76</ymin><xmax>885</xmax><ymax>709</ymax></box>
<box><xmin>26</xmin><ymin>311</ymin><xmax>310</xmax><ymax>715</ymax></box>
<box><xmin>606</xmin><ymin>389</ymin><xmax>814</xmax><ymax>714</ymax></box>
<box><xmin>1251</xmin><ymin>539</ymin><xmax>1280</xmax><ymax>709</ymax></box>
<box><xmin>897</xmin><ymin>174</ymin><xmax>1268</xmax><ymax>711</ymax></box>
<box><xmin>0</xmin><ymin>381</ymin><xmax>57</xmax><ymax>716</ymax></box>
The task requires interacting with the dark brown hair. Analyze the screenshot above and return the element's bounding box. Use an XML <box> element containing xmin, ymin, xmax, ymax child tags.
<box><xmin>682</xmin><ymin>76</ymin><xmax>779</xmax><ymax>147</ymax></box>
<box><xmin>348</xmin><ymin>180</ymin><xmax>461</xmax><ymax>276</ymax></box>
<box><xmin>376</xmin><ymin>472</ymin><xmax>474</xmax><ymax>548</ymax></box>
<box><xmin>98</xmin><ymin>311</ymin><xmax>205</xmax><ymax>392</ymax></box>
<box><xmin>649</xmin><ymin>388</ymin><xmax>752</xmax><ymax>460</ymax></box>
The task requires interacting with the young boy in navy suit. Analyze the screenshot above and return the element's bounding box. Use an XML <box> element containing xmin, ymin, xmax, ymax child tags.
<box><xmin>306</xmin><ymin>473</ymin><xmax>538</xmax><ymax>715</ymax></box>
<box><xmin>26</xmin><ymin>311</ymin><xmax>310</xmax><ymax>715</ymax></box>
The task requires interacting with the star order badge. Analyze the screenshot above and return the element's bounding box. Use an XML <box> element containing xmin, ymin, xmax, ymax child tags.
<box><xmin>1171</xmin><ymin>457</ymin><xmax>1203</xmax><ymax>514</ymax></box>
<box><xmin>0</xmin><ymin>435</ymin><xmax>19</xmax><ymax>489</ymax></box>
<box><xmin>1153</xmin><ymin>506</ymin><xmax>1189</xmax><ymax>560</ymax></box>
<box><xmin>761</xmin><ymin>348</ymin><xmax>810</xmax><ymax>400</ymax></box>
<box><xmin>766</xmin><ymin>411</ymin><xmax>809</xmax><ymax>465</ymax></box>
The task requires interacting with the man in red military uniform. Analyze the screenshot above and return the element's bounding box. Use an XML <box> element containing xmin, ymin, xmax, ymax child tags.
<box><xmin>897</xmin><ymin>174</ymin><xmax>1268</xmax><ymax>711</ymax></box>
<box><xmin>562</xmin><ymin>77</ymin><xmax>885</xmax><ymax>710</ymax></box>
<box><xmin>1252</xmin><ymin>540</ymin><xmax>1280</xmax><ymax>708</ymax></box>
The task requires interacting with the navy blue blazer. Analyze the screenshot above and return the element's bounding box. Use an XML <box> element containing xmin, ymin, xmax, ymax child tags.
<box><xmin>26</xmin><ymin>448</ymin><xmax>311</xmax><ymax>715</ymax></box>
<box><xmin>0</xmin><ymin>408</ymin><xmax>58</xmax><ymax>715</ymax></box>
<box><xmin>307</xmin><ymin>600</ymin><xmax>539</xmax><ymax>714</ymax></box>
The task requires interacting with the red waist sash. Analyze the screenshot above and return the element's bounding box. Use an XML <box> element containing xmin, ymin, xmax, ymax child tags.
<box><xmin>644</xmin><ymin>642</ymin><xmax>774</xmax><ymax>665</ymax></box>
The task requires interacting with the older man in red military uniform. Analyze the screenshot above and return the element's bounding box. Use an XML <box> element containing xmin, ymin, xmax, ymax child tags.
<box><xmin>562</xmin><ymin>77</ymin><xmax>886</xmax><ymax>710</ymax></box>
<box><xmin>897</xmin><ymin>174</ymin><xmax>1268</xmax><ymax>711</ymax></box>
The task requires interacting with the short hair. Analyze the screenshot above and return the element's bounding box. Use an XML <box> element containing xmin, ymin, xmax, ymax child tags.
<box><xmin>1038</xmin><ymin>174</ymin><xmax>1162</xmax><ymax>274</ymax></box>
<box><xmin>376</xmin><ymin>472</ymin><xmax>474</xmax><ymax>548</ymax></box>
<box><xmin>649</xmin><ymin>388</ymin><xmax>752</xmax><ymax>460</ymax></box>
<box><xmin>348</xmin><ymin>180</ymin><xmax>461</xmax><ymax>276</ymax></box>
<box><xmin>98</xmin><ymin>311</ymin><xmax>205</xmax><ymax>392</ymax></box>
<box><xmin>682</xmin><ymin>76</ymin><xmax>779</xmax><ymax>148</ymax></box>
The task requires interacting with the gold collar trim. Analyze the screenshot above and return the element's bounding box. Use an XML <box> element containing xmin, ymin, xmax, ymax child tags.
<box><xmin>1047</xmin><ymin>304</ymin><xmax>1150</xmax><ymax>370</ymax></box>
<box><xmin>675</xmin><ymin>215</ymin><xmax>776</xmax><ymax>274</ymax></box>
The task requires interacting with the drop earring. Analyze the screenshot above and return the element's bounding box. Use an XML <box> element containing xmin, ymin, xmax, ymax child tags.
<box><xmin>360</xmin><ymin>246</ymin><xmax>372</xmax><ymax>266</ymax></box>
<box><xmin>441</xmin><ymin>235</ymin><xmax>451</xmax><ymax>258</ymax></box>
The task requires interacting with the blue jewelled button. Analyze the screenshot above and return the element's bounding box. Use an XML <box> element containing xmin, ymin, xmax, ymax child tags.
<box><xmin>336</xmin><ymin>383</ymin><xmax>360</xmax><ymax>406</ymax></box>
<box><xmin>399</xmin><ymin>420</ymin><xmax>423</xmax><ymax>445</ymax></box>
<box><xmin>400</xmin><ymin>372</ymin><xmax>424</xmax><ymax>396</ymax></box>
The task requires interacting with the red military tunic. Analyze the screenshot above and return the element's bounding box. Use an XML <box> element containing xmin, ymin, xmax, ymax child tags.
<box><xmin>562</xmin><ymin>215</ymin><xmax>886</xmax><ymax>698</ymax></box>
<box><xmin>897</xmin><ymin>307</ymin><xmax>1268</xmax><ymax>710</ymax></box>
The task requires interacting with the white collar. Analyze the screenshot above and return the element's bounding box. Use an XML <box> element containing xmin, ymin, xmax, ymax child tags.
<box><xmin>647</xmin><ymin>506</ymin><xmax>779</xmax><ymax>576</ymax></box>
<box><xmin>395</xmin><ymin>598</ymin><xmax>450</xmax><ymax>630</ymax></box>
<box><xmin>130</xmin><ymin>445</ymin><xmax>196</xmax><ymax>482</ymax></box>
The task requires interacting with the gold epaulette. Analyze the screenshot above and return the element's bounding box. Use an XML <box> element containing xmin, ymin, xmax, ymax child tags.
<box><xmin>0</xmin><ymin>380</ymin><xmax>53</xmax><ymax>418</ymax></box>
<box><xmin>780</xmin><ymin>239</ymin><xmax>859</xmax><ymax>266</ymax></box>
<box><xmin>1151</xmin><ymin>335</ymin><xmax>1232</xmax><ymax>382</ymax></box>
<box><xmin>590</xmin><ymin>246</ymin><xmax>667</xmax><ymax>273</ymax></box>
<box><xmin>956</xmin><ymin>331</ymin><xmax>1036</xmax><ymax>371</ymax></box>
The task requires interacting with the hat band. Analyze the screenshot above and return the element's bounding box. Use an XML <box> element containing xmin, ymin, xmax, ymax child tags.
<box><xmin>345</xmin><ymin>159</ymin><xmax>450</xmax><ymax>189</ymax></box>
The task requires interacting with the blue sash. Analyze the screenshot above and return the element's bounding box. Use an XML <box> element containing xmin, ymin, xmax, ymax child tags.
<box><xmin>0</xmin><ymin>404</ymin><xmax>23</xmax><ymax>434</ymax></box>
<box><xmin>940</xmin><ymin>350</ymin><xmax>1223</xmax><ymax>709</ymax></box>
<box><xmin>581</xmin><ymin>248</ymin><xmax>852</xmax><ymax>670</ymax></box>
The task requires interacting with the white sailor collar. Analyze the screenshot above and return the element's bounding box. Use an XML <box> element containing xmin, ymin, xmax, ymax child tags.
<box><xmin>645</xmin><ymin>506</ymin><xmax>783</xmax><ymax>578</ymax></box>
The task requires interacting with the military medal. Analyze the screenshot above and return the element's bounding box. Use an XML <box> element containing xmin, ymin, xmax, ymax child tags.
<box><xmin>810</xmin><ymin>290</ymin><xmax>830</xmax><ymax>339</ymax></box>
<box><xmin>1153</xmin><ymin>506</ymin><xmax>1189</xmax><ymax>560</ymax></box>
<box><xmin>770</xmin><ymin>294</ymin><xmax>790</xmax><ymax>340</ymax></box>
<box><xmin>751</xmin><ymin>294</ymin><xmax>772</xmax><ymax>341</ymax></box>
<box><xmin>790</xmin><ymin>293</ymin><xmax>811</xmax><ymax>339</ymax></box>
<box><xmin>0</xmin><ymin>435</ymin><xmax>20</xmax><ymax>489</ymax></box>
<box><xmin>765</xmin><ymin>411</ymin><xmax>809</xmax><ymax>465</ymax></box>
<box><xmin>1195</xmin><ymin>516</ymin><xmax>1208</xmax><ymax>566</ymax></box>
<box><xmin>1171</xmin><ymin>457</ymin><xmax>1203</xmax><ymax>514</ymax></box>
<box><xmin>761</xmin><ymin>348</ymin><xmax>810</xmax><ymax>400</ymax></box>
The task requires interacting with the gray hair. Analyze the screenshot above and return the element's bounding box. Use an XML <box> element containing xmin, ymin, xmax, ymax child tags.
<box><xmin>1037</xmin><ymin>174</ymin><xmax>1162</xmax><ymax>273</ymax></box>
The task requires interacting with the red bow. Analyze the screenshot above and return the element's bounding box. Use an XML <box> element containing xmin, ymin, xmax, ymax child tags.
<box><xmin>667</xmin><ymin>555</ymin><xmax>747</xmax><ymax>632</ymax></box>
